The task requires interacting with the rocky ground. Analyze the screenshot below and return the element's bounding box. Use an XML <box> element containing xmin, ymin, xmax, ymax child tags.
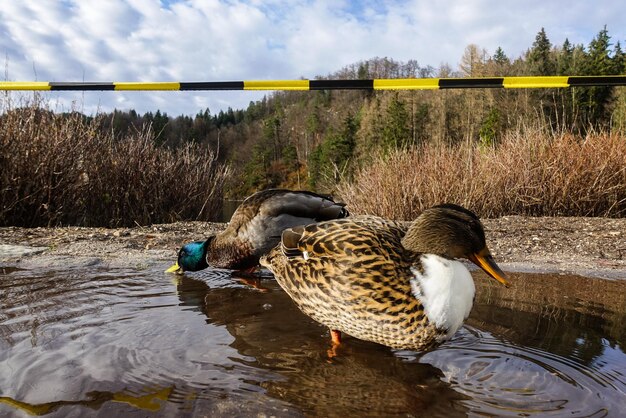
<box><xmin>1</xmin><ymin>217</ymin><xmax>625</xmax><ymax>279</ymax></box>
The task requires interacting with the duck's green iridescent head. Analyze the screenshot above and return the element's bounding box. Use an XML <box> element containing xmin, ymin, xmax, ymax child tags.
<box><xmin>166</xmin><ymin>239</ymin><xmax>212</xmax><ymax>273</ymax></box>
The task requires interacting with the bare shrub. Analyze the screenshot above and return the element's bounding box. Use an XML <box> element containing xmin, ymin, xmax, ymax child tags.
<box><xmin>0</xmin><ymin>96</ymin><xmax>230</xmax><ymax>227</ymax></box>
<box><xmin>338</xmin><ymin>129</ymin><xmax>626</xmax><ymax>219</ymax></box>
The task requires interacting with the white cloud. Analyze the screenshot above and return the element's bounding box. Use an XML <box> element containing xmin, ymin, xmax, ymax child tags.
<box><xmin>0</xmin><ymin>0</ymin><xmax>623</xmax><ymax>116</ymax></box>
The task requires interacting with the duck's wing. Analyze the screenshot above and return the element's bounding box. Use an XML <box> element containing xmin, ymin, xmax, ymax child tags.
<box><xmin>280</xmin><ymin>215</ymin><xmax>405</xmax><ymax>259</ymax></box>
<box><xmin>265</xmin><ymin>189</ymin><xmax>348</xmax><ymax>219</ymax></box>
<box><xmin>229</xmin><ymin>189</ymin><xmax>347</xmax><ymax>231</ymax></box>
<box><xmin>226</xmin><ymin>189</ymin><xmax>281</xmax><ymax>231</ymax></box>
<box><xmin>261</xmin><ymin>215</ymin><xmax>410</xmax><ymax>291</ymax></box>
<box><xmin>261</xmin><ymin>216</ymin><xmax>431</xmax><ymax>348</ymax></box>
<box><xmin>229</xmin><ymin>189</ymin><xmax>349</xmax><ymax>253</ymax></box>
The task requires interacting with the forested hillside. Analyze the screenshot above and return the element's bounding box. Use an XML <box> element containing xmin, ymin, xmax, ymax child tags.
<box><xmin>91</xmin><ymin>27</ymin><xmax>625</xmax><ymax>198</ymax></box>
<box><xmin>3</xmin><ymin>27</ymin><xmax>624</xmax><ymax>227</ymax></box>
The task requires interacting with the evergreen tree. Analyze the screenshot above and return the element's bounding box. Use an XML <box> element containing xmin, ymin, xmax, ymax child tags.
<box><xmin>242</xmin><ymin>141</ymin><xmax>273</xmax><ymax>191</ymax></box>
<box><xmin>383</xmin><ymin>95</ymin><xmax>410</xmax><ymax>150</ymax></box>
<box><xmin>308</xmin><ymin>114</ymin><xmax>358</xmax><ymax>188</ymax></box>
<box><xmin>282</xmin><ymin>142</ymin><xmax>299</xmax><ymax>171</ymax></box>
<box><xmin>570</xmin><ymin>44</ymin><xmax>587</xmax><ymax>74</ymax></box>
<box><xmin>612</xmin><ymin>41</ymin><xmax>625</xmax><ymax>73</ymax></box>
<box><xmin>528</xmin><ymin>28</ymin><xmax>556</xmax><ymax>75</ymax></box>
<box><xmin>143</xmin><ymin>110</ymin><xmax>169</xmax><ymax>144</ymax></box>
<box><xmin>357</xmin><ymin>62</ymin><xmax>369</xmax><ymax>79</ymax></box>
<box><xmin>262</xmin><ymin>114</ymin><xmax>282</xmax><ymax>162</ymax></box>
<box><xmin>586</xmin><ymin>26</ymin><xmax>613</xmax><ymax>74</ymax></box>
<box><xmin>488</xmin><ymin>47</ymin><xmax>510</xmax><ymax>76</ymax></box>
<box><xmin>493</xmin><ymin>47</ymin><xmax>509</xmax><ymax>65</ymax></box>
<box><xmin>479</xmin><ymin>108</ymin><xmax>501</xmax><ymax>146</ymax></box>
<box><xmin>553</xmin><ymin>39</ymin><xmax>577</xmax><ymax>129</ymax></box>
<box><xmin>191</xmin><ymin>108</ymin><xmax>212</xmax><ymax>142</ymax></box>
<box><xmin>326</xmin><ymin>114</ymin><xmax>357</xmax><ymax>173</ymax></box>
<box><xmin>579</xmin><ymin>26</ymin><xmax>615</xmax><ymax>128</ymax></box>
<box><xmin>609</xmin><ymin>41</ymin><xmax>625</xmax><ymax>134</ymax></box>
<box><xmin>307</xmin><ymin>145</ymin><xmax>324</xmax><ymax>188</ymax></box>
<box><xmin>306</xmin><ymin>107</ymin><xmax>321</xmax><ymax>135</ymax></box>
<box><xmin>557</xmin><ymin>39</ymin><xmax>574</xmax><ymax>75</ymax></box>
<box><xmin>527</xmin><ymin>28</ymin><xmax>560</xmax><ymax>129</ymax></box>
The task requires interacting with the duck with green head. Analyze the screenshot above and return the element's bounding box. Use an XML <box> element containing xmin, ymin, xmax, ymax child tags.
<box><xmin>167</xmin><ymin>189</ymin><xmax>349</xmax><ymax>274</ymax></box>
<box><xmin>260</xmin><ymin>204</ymin><xmax>509</xmax><ymax>352</ymax></box>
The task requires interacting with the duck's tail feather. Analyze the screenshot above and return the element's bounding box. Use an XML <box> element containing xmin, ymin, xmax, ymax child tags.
<box><xmin>316</xmin><ymin>201</ymin><xmax>349</xmax><ymax>220</ymax></box>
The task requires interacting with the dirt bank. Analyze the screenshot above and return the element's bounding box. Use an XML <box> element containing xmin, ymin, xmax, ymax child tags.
<box><xmin>1</xmin><ymin>217</ymin><xmax>625</xmax><ymax>279</ymax></box>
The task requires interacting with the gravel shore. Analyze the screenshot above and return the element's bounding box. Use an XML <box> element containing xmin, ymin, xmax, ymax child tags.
<box><xmin>1</xmin><ymin>217</ymin><xmax>625</xmax><ymax>279</ymax></box>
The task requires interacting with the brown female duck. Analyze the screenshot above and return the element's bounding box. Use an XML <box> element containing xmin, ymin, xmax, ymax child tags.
<box><xmin>260</xmin><ymin>204</ymin><xmax>509</xmax><ymax>351</ymax></box>
<box><xmin>167</xmin><ymin>189</ymin><xmax>348</xmax><ymax>273</ymax></box>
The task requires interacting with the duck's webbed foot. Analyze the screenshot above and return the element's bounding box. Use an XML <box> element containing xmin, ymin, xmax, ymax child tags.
<box><xmin>327</xmin><ymin>329</ymin><xmax>342</xmax><ymax>359</ymax></box>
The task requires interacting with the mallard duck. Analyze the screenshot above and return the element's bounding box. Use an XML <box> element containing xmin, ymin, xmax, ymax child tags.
<box><xmin>166</xmin><ymin>189</ymin><xmax>348</xmax><ymax>273</ymax></box>
<box><xmin>260</xmin><ymin>204</ymin><xmax>509</xmax><ymax>351</ymax></box>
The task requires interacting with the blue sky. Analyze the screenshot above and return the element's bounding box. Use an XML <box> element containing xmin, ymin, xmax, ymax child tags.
<box><xmin>1</xmin><ymin>0</ymin><xmax>624</xmax><ymax>117</ymax></box>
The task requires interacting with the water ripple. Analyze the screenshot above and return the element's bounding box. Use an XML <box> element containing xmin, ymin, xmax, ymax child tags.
<box><xmin>1</xmin><ymin>266</ymin><xmax>625</xmax><ymax>417</ymax></box>
<box><xmin>420</xmin><ymin>326</ymin><xmax>625</xmax><ymax>417</ymax></box>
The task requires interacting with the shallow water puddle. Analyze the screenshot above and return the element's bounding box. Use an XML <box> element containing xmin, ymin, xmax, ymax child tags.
<box><xmin>0</xmin><ymin>265</ymin><xmax>624</xmax><ymax>417</ymax></box>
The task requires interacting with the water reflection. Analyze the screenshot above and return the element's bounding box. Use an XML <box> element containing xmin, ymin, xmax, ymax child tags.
<box><xmin>0</xmin><ymin>264</ymin><xmax>624</xmax><ymax>417</ymax></box>
<box><xmin>174</xmin><ymin>270</ymin><xmax>626</xmax><ymax>417</ymax></box>
<box><xmin>0</xmin><ymin>387</ymin><xmax>172</xmax><ymax>416</ymax></box>
<box><xmin>175</xmin><ymin>273</ymin><xmax>469</xmax><ymax>417</ymax></box>
<box><xmin>472</xmin><ymin>271</ymin><xmax>626</xmax><ymax>352</ymax></box>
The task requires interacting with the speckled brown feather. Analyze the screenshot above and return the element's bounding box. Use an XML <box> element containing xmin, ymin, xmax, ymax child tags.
<box><xmin>261</xmin><ymin>216</ymin><xmax>446</xmax><ymax>350</ymax></box>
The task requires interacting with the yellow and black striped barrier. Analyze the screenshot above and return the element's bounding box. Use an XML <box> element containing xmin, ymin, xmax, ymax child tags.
<box><xmin>0</xmin><ymin>75</ymin><xmax>624</xmax><ymax>91</ymax></box>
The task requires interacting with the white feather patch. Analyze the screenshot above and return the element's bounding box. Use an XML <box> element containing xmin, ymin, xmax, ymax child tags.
<box><xmin>410</xmin><ymin>254</ymin><xmax>475</xmax><ymax>340</ymax></box>
<box><xmin>302</xmin><ymin>251</ymin><xmax>309</xmax><ymax>260</ymax></box>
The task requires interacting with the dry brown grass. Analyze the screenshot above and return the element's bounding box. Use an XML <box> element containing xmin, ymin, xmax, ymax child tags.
<box><xmin>0</xmin><ymin>97</ymin><xmax>230</xmax><ymax>227</ymax></box>
<box><xmin>338</xmin><ymin>128</ymin><xmax>626</xmax><ymax>219</ymax></box>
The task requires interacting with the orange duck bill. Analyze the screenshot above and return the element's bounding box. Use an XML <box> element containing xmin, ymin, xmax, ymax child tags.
<box><xmin>468</xmin><ymin>248</ymin><xmax>510</xmax><ymax>287</ymax></box>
